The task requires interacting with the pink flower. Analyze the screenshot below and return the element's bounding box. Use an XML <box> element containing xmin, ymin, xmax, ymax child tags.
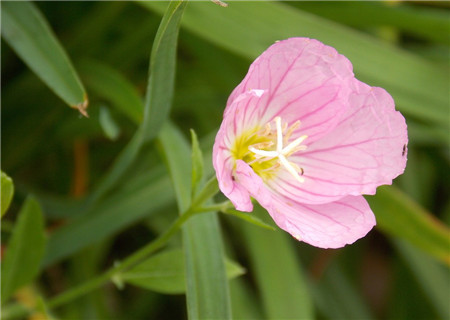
<box><xmin>213</xmin><ymin>38</ymin><xmax>408</xmax><ymax>248</ymax></box>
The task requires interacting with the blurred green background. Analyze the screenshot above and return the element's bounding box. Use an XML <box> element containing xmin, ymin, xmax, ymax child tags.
<box><xmin>1</xmin><ymin>1</ymin><xmax>449</xmax><ymax>319</ymax></box>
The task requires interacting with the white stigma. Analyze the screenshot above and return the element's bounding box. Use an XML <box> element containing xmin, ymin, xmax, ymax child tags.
<box><xmin>249</xmin><ymin>117</ymin><xmax>307</xmax><ymax>183</ymax></box>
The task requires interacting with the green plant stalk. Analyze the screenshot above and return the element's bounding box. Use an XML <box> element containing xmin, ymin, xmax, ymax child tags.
<box><xmin>2</xmin><ymin>176</ymin><xmax>220</xmax><ymax>320</ymax></box>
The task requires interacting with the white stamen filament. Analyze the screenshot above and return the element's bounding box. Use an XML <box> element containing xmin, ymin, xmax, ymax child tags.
<box><xmin>248</xmin><ymin>116</ymin><xmax>307</xmax><ymax>183</ymax></box>
<box><xmin>279</xmin><ymin>154</ymin><xmax>305</xmax><ymax>183</ymax></box>
<box><xmin>248</xmin><ymin>147</ymin><xmax>279</xmax><ymax>158</ymax></box>
<box><xmin>282</xmin><ymin>134</ymin><xmax>308</xmax><ymax>155</ymax></box>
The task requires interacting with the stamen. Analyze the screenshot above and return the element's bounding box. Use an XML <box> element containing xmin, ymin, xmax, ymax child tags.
<box><xmin>259</xmin><ymin>123</ymin><xmax>272</xmax><ymax>136</ymax></box>
<box><xmin>246</xmin><ymin>117</ymin><xmax>308</xmax><ymax>183</ymax></box>
<box><xmin>248</xmin><ymin>147</ymin><xmax>278</xmax><ymax>158</ymax></box>
<box><xmin>278</xmin><ymin>154</ymin><xmax>305</xmax><ymax>183</ymax></box>
<box><xmin>249</xmin><ymin>141</ymin><xmax>274</xmax><ymax>149</ymax></box>
<box><xmin>284</xmin><ymin>120</ymin><xmax>301</xmax><ymax>145</ymax></box>
<box><xmin>282</xmin><ymin>135</ymin><xmax>308</xmax><ymax>155</ymax></box>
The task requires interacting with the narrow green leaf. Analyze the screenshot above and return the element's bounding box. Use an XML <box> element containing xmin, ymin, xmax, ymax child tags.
<box><xmin>142</xmin><ymin>0</ymin><xmax>187</xmax><ymax>141</ymax></box>
<box><xmin>141</xmin><ymin>1</ymin><xmax>448</xmax><ymax>128</ymax></box>
<box><xmin>158</xmin><ymin>123</ymin><xmax>192</xmax><ymax>211</ymax></box>
<box><xmin>35</xmin><ymin>296</ymin><xmax>55</xmax><ymax>320</ymax></box>
<box><xmin>238</xmin><ymin>205</ymin><xmax>314</xmax><ymax>319</ymax></box>
<box><xmin>394</xmin><ymin>239</ymin><xmax>450</xmax><ymax>319</ymax></box>
<box><xmin>307</xmin><ymin>263</ymin><xmax>375</xmax><ymax>320</ymax></box>
<box><xmin>296</xmin><ymin>2</ymin><xmax>450</xmax><ymax>45</ymax></box>
<box><xmin>230</xmin><ymin>279</ymin><xmax>265</xmax><ymax>320</ymax></box>
<box><xmin>183</xmin><ymin>214</ymin><xmax>232</xmax><ymax>319</ymax></box>
<box><xmin>78</xmin><ymin>59</ymin><xmax>144</xmax><ymax>124</ymax></box>
<box><xmin>122</xmin><ymin>248</ymin><xmax>244</xmax><ymax>294</ymax></box>
<box><xmin>41</xmin><ymin>172</ymin><xmax>174</xmax><ymax>268</ymax></box>
<box><xmin>158</xmin><ymin>123</ymin><xmax>232</xmax><ymax>320</ymax></box>
<box><xmin>99</xmin><ymin>106</ymin><xmax>121</xmax><ymax>141</ymax></box>
<box><xmin>1</xmin><ymin>171</ymin><xmax>14</xmax><ymax>218</ymax></box>
<box><xmin>1</xmin><ymin>197</ymin><xmax>47</xmax><ymax>304</ymax></box>
<box><xmin>1</xmin><ymin>1</ymin><xmax>87</xmax><ymax>115</ymax></box>
<box><xmin>368</xmin><ymin>185</ymin><xmax>450</xmax><ymax>266</ymax></box>
<box><xmin>223</xmin><ymin>209</ymin><xmax>276</xmax><ymax>231</ymax></box>
<box><xmin>85</xmin><ymin>0</ymin><xmax>186</xmax><ymax>207</ymax></box>
<box><xmin>190</xmin><ymin>129</ymin><xmax>204</xmax><ymax>197</ymax></box>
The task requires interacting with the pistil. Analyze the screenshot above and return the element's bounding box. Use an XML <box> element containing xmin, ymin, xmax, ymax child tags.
<box><xmin>248</xmin><ymin>117</ymin><xmax>307</xmax><ymax>183</ymax></box>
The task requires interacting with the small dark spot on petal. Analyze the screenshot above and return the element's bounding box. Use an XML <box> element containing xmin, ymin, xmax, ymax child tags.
<box><xmin>231</xmin><ymin>175</ymin><xmax>235</xmax><ymax>181</ymax></box>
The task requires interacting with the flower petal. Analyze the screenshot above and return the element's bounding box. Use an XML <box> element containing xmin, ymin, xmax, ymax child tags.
<box><xmin>226</xmin><ymin>37</ymin><xmax>355</xmax><ymax>143</ymax></box>
<box><xmin>213</xmin><ymin>90</ymin><xmax>268</xmax><ymax>212</ymax></box>
<box><xmin>233</xmin><ymin>161</ymin><xmax>375</xmax><ymax>249</ymax></box>
<box><xmin>269</xmin><ymin>80</ymin><xmax>408</xmax><ymax>204</ymax></box>
<box><xmin>270</xmin><ymin>195</ymin><xmax>376</xmax><ymax>249</ymax></box>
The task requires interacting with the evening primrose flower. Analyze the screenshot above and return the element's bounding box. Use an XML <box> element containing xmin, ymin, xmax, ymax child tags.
<box><xmin>213</xmin><ymin>38</ymin><xmax>408</xmax><ymax>248</ymax></box>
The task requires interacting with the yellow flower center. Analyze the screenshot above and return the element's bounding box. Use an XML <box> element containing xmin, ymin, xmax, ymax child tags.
<box><xmin>231</xmin><ymin>117</ymin><xmax>308</xmax><ymax>182</ymax></box>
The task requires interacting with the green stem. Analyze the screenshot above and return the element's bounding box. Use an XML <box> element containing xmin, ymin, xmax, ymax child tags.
<box><xmin>196</xmin><ymin>200</ymin><xmax>233</xmax><ymax>213</ymax></box>
<box><xmin>49</xmin><ymin>209</ymin><xmax>192</xmax><ymax>309</ymax></box>
<box><xmin>3</xmin><ymin>176</ymin><xmax>220</xmax><ymax>320</ymax></box>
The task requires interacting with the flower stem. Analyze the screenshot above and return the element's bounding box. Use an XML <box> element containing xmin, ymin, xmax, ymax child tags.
<box><xmin>2</xmin><ymin>176</ymin><xmax>221</xmax><ymax>320</ymax></box>
<box><xmin>49</xmin><ymin>210</ymin><xmax>192</xmax><ymax>309</ymax></box>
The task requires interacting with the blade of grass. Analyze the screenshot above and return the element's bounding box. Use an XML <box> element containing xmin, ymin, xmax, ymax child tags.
<box><xmin>78</xmin><ymin>59</ymin><xmax>144</xmax><ymax>124</ymax></box>
<box><xmin>368</xmin><ymin>185</ymin><xmax>450</xmax><ymax>266</ymax></box>
<box><xmin>41</xmin><ymin>170</ymin><xmax>174</xmax><ymax>268</ymax></box>
<box><xmin>122</xmin><ymin>248</ymin><xmax>244</xmax><ymax>294</ymax></box>
<box><xmin>312</xmin><ymin>263</ymin><xmax>374</xmax><ymax>320</ymax></box>
<box><xmin>295</xmin><ymin>2</ymin><xmax>450</xmax><ymax>45</ymax></box>
<box><xmin>142</xmin><ymin>1</ymin><xmax>186</xmax><ymax>142</ymax></box>
<box><xmin>85</xmin><ymin>1</ymin><xmax>186</xmax><ymax>207</ymax></box>
<box><xmin>393</xmin><ymin>239</ymin><xmax>450</xmax><ymax>319</ymax></box>
<box><xmin>158</xmin><ymin>122</ymin><xmax>232</xmax><ymax>319</ymax></box>
<box><xmin>2</xmin><ymin>1</ymin><xmax>88</xmax><ymax>115</ymax></box>
<box><xmin>238</xmin><ymin>205</ymin><xmax>314</xmax><ymax>319</ymax></box>
<box><xmin>141</xmin><ymin>1</ymin><xmax>449</xmax><ymax>129</ymax></box>
<box><xmin>1</xmin><ymin>197</ymin><xmax>47</xmax><ymax>304</ymax></box>
<box><xmin>1</xmin><ymin>171</ymin><xmax>14</xmax><ymax>218</ymax></box>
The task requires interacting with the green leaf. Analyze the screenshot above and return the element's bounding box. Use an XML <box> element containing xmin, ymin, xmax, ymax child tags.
<box><xmin>190</xmin><ymin>129</ymin><xmax>204</xmax><ymax>197</ymax></box>
<box><xmin>158</xmin><ymin>123</ymin><xmax>232</xmax><ymax>319</ymax></box>
<box><xmin>143</xmin><ymin>0</ymin><xmax>187</xmax><ymax>141</ymax></box>
<box><xmin>296</xmin><ymin>2</ymin><xmax>450</xmax><ymax>45</ymax></box>
<box><xmin>141</xmin><ymin>1</ymin><xmax>448</xmax><ymax>128</ymax></box>
<box><xmin>223</xmin><ymin>209</ymin><xmax>276</xmax><ymax>231</ymax></box>
<box><xmin>238</xmin><ymin>205</ymin><xmax>314</xmax><ymax>319</ymax></box>
<box><xmin>1</xmin><ymin>197</ymin><xmax>47</xmax><ymax>304</ymax></box>
<box><xmin>368</xmin><ymin>185</ymin><xmax>450</xmax><ymax>266</ymax></box>
<box><xmin>85</xmin><ymin>0</ymin><xmax>186</xmax><ymax>207</ymax></box>
<box><xmin>78</xmin><ymin>59</ymin><xmax>144</xmax><ymax>124</ymax></box>
<box><xmin>99</xmin><ymin>106</ymin><xmax>121</xmax><ymax>141</ymax></box>
<box><xmin>308</xmin><ymin>263</ymin><xmax>374</xmax><ymax>320</ymax></box>
<box><xmin>1</xmin><ymin>1</ymin><xmax>87</xmax><ymax>115</ymax></box>
<box><xmin>183</xmin><ymin>214</ymin><xmax>232</xmax><ymax>319</ymax></box>
<box><xmin>42</xmin><ymin>171</ymin><xmax>174</xmax><ymax>268</ymax></box>
<box><xmin>158</xmin><ymin>123</ymin><xmax>192</xmax><ymax>211</ymax></box>
<box><xmin>35</xmin><ymin>296</ymin><xmax>55</xmax><ymax>320</ymax></box>
<box><xmin>122</xmin><ymin>248</ymin><xmax>244</xmax><ymax>294</ymax></box>
<box><xmin>393</xmin><ymin>239</ymin><xmax>450</xmax><ymax>319</ymax></box>
<box><xmin>1</xmin><ymin>171</ymin><xmax>14</xmax><ymax>218</ymax></box>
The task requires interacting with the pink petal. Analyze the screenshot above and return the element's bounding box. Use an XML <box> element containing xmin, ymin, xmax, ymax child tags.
<box><xmin>269</xmin><ymin>195</ymin><xmax>376</xmax><ymax>249</ymax></box>
<box><xmin>213</xmin><ymin>90</ymin><xmax>268</xmax><ymax>212</ymax></box>
<box><xmin>226</xmin><ymin>37</ymin><xmax>355</xmax><ymax>143</ymax></box>
<box><xmin>233</xmin><ymin>161</ymin><xmax>375</xmax><ymax>248</ymax></box>
<box><xmin>268</xmin><ymin>80</ymin><xmax>408</xmax><ymax>204</ymax></box>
